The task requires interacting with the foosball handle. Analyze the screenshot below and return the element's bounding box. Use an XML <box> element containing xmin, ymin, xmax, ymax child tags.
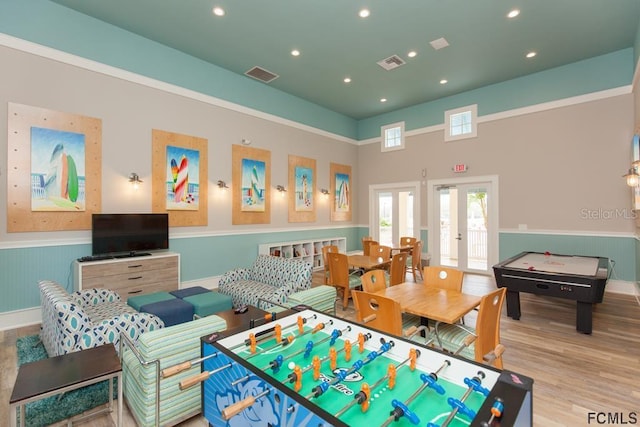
<box><xmin>179</xmin><ymin>372</ymin><xmax>210</xmax><ymax>390</ymax></box>
<box><xmin>483</xmin><ymin>344</ymin><xmax>506</xmax><ymax>365</ymax></box>
<box><xmin>162</xmin><ymin>361</ymin><xmax>191</xmax><ymax>378</ymax></box>
<box><xmin>222</xmin><ymin>396</ymin><xmax>257</xmax><ymax>420</ymax></box>
<box><xmin>362</xmin><ymin>314</ymin><xmax>377</xmax><ymax>324</ymax></box>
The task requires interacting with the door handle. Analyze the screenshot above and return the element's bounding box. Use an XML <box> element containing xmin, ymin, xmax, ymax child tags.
<box><xmin>455</xmin><ymin>233</ymin><xmax>462</xmax><ymax>241</ymax></box>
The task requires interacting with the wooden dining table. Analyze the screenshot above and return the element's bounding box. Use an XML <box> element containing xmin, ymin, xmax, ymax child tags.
<box><xmin>347</xmin><ymin>254</ymin><xmax>390</xmax><ymax>270</ymax></box>
<box><xmin>372</xmin><ymin>282</ymin><xmax>482</xmax><ymax>324</ymax></box>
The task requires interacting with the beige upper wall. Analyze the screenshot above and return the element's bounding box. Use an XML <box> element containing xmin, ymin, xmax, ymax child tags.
<box><xmin>357</xmin><ymin>94</ymin><xmax>636</xmax><ymax>233</ymax></box>
<box><xmin>0</xmin><ymin>45</ymin><xmax>358</xmax><ymax>243</ymax></box>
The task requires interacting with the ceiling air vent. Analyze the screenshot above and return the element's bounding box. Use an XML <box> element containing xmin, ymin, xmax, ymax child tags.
<box><xmin>377</xmin><ymin>55</ymin><xmax>406</xmax><ymax>71</ymax></box>
<box><xmin>245</xmin><ymin>66</ymin><xmax>279</xmax><ymax>83</ymax></box>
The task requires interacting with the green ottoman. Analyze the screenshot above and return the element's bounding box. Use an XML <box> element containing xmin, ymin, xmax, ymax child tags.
<box><xmin>127</xmin><ymin>291</ymin><xmax>176</xmax><ymax>311</ymax></box>
<box><xmin>183</xmin><ymin>292</ymin><xmax>233</xmax><ymax>318</ymax></box>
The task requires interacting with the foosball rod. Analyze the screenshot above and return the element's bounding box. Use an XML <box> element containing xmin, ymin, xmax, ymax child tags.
<box><xmin>281</xmin><ymin>332</ymin><xmax>372</xmax><ymax>385</ymax></box>
<box><xmin>263</xmin><ymin>326</ymin><xmax>351</xmax><ymax>372</ymax></box>
<box><xmin>334</xmin><ymin>348</ymin><xmax>423</xmax><ymax>418</ymax></box>
<box><xmin>161</xmin><ymin>351</ymin><xmax>220</xmax><ymax>378</ymax></box>
<box><xmin>379</xmin><ymin>359</ymin><xmax>450</xmax><ymax>427</ymax></box>
<box><xmin>439</xmin><ymin>371</ymin><xmax>490</xmax><ymax>427</ymax></box>
<box><xmin>221</xmin><ymin>388</ymin><xmax>271</xmax><ymax>420</ymax></box>
<box><xmin>179</xmin><ymin>362</ymin><xmax>233</xmax><ymax>390</ymax></box>
<box><xmin>306</xmin><ymin>340</ymin><xmax>394</xmax><ymax>400</ymax></box>
<box><xmin>245</xmin><ymin>319</ymin><xmax>332</xmax><ymax>360</ymax></box>
<box><xmin>232</xmin><ymin>313</ymin><xmax>318</xmax><ymax>352</ymax></box>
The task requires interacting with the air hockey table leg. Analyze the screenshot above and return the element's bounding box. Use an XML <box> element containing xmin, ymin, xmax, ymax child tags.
<box><xmin>505</xmin><ymin>290</ymin><xmax>521</xmax><ymax>320</ymax></box>
<box><xmin>576</xmin><ymin>301</ymin><xmax>593</xmax><ymax>334</ymax></box>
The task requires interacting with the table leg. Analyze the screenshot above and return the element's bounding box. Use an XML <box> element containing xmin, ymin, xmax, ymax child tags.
<box><xmin>576</xmin><ymin>301</ymin><xmax>593</xmax><ymax>334</ymax></box>
<box><xmin>117</xmin><ymin>372</ymin><xmax>123</xmax><ymax>427</ymax></box>
<box><xmin>505</xmin><ymin>290</ymin><xmax>521</xmax><ymax>320</ymax></box>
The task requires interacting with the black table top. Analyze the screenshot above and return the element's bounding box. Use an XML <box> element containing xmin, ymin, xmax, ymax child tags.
<box><xmin>10</xmin><ymin>344</ymin><xmax>121</xmax><ymax>404</ymax></box>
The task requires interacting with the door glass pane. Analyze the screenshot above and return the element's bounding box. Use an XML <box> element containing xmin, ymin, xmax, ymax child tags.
<box><xmin>466</xmin><ymin>187</ymin><xmax>488</xmax><ymax>270</ymax></box>
<box><xmin>378</xmin><ymin>192</ymin><xmax>393</xmax><ymax>246</ymax></box>
<box><xmin>398</xmin><ymin>191</ymin><xmax>414</xmax><ymax>239</ymax></box>
<box><xmin>439</xmin><ymin>188</ymin><xmax>458</xmax><ymax>267</ymax></box>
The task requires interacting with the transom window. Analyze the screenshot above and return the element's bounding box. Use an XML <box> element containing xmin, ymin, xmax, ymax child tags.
<box><xmin>381</xmin><ymin>121</ymin><xmax>405</xmax><ymax>152</ymax></box>
<box><xmin>445</xmin><ymin>104</ymin><xmax>477</xmax><ymax>141</ymax></box>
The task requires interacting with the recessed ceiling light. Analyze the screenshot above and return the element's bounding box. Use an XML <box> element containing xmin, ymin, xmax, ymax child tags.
<box><xmin>507</xmin><ymin>9</ymin><xmax>520</xmax><ymax>18</ymax></box>
<box><xmin>291</xmin><ymin>49</ymin><xmax>300</xmax><ymax>57</ymax></box>
<box><xmin>343</xmin><ymin>77</ymin><xmax>352</xmax><ymax>83</ymax></box>
<box><xmin>526</xmin><ymin>51</ymin><xmax>537</xmax><ymax>58</ymax></box>
<box><xmin>380</xmin><ymin>98</ymin><xmax>387</xmax><ymax>103</ymax></box>
<box><xmin>359</xmin><ymin>9</ymin><xmax>370</xmax><ymax>18</ymax></box>
<box><xmin>440</xmin><ymin>79</ymin><xmax>448</xmax><ymax>85</ymax></box>
<box><xmin>407</xmin><ymin>51</ymin><xmax>417</xmax><ymax>58</ymax></box>
<box><xmin>212</xmin><ymin>6</ymin><xmax>225</xmax><ymax>16</ymax></box>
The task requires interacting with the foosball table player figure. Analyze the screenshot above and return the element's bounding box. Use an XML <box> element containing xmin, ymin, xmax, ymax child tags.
<box><xmin>169</xmin><ymin>308</ymin><xmax>533</xmax><ymax>426</ymax></box>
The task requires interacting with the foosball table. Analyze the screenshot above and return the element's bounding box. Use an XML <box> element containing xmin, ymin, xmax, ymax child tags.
<box><xmin>180</xmin><ymin>308</ymin><xmax>533</xmax><ymax>426</ymax></box>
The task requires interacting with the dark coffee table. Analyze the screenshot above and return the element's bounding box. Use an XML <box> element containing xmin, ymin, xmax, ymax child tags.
<box><xmin>9</xmin><ymin>344</ymin><xmax>122</xmax><ymax>427</ymax></box>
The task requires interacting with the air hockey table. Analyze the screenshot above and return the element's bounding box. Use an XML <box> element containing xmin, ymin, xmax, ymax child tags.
<box><xmin>493</xmin><ymin>251</ymin><xmax>609</xmax><ymax>334</ymax></box>
<box><xmin>193</xmin><ymin>308</ymin><xmax>533</xmax><ymax>427</ymax></box>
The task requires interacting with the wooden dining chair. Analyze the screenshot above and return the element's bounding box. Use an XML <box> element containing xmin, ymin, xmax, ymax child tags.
<box><xmin>352</xmin><ymin>290</ymin><xmax>425</xmax><ymax>342</ymax></box>
<box><xmin>432</xmin><ymin>287</ymin><xmax>507</xmax><ymax>368</ymax></box>
<box><xmin>423</xmin><ymin>265</ymin><xmax>464</xmax><ymax>291</ymax></box>
<box><xmin>327</xmin><ymin>252</ymin><xmax>362</xmax><ymax>310</ymax></box>
<box><xmin>387</xmin><ymin>252</ymin><xmax>408</xmax><ymax>286</ymax></box>
<box><xmin>321</xmin><ymin>245</ymin><xmax>339</xmax><ymax>284</ymax></box>
<box><xmin>362</xmin><ymin>238</ymin><xmax>377</xmax><ymax>256</ymax></box>
<box><xmin>360</xmin><ymin>269</ymin><xmax>387</xmax><ymax>293</ymax></box>
<box><xmin>369</xmin><ymin>244</ymin><xmax>391</xmax><ymax>261</ymax></box>
<box><xmin>406</xmin><ymin>240</ymin><xmax>424</xmax><ymax>282</ymax></box>
<box><xmin>399</xmin><ymin>236</ymin><xmax>417</xmax><ymax>249</ymax></box>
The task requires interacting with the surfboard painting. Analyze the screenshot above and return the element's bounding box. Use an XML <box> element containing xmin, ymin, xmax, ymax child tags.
<box><xmin>241</xmin><ymin>158</ymin><xmax>266</xmax><ymax>212</ymax></box>
<box><xmin>295</xmin><ymin>166</ymin><xmax>313</xmax><ymax>212</ymax></box>
<box><xmin>166</xmin><ymin>145</ymin><xmax>199</xmax><ymax>210</ymax></box>
<box><xmin>30</xmin><ymin>127</ymin><xmax>85</xmax><ymax>211</ymax></box>
<box><xmin>335</xmin><ymin>172</ymin><xmax>350</xmax><ymax>212</ymax></box>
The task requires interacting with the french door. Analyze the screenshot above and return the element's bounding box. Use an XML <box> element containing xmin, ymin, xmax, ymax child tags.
<box><xmin>428</xmin><ymin>176</ymin><xmax>498</xmax><ymax>273</ymax></box>
<box><xmin>369</xmin><ymin>182</ymin><xmax>420</xmax><ymax>247</ymax></box>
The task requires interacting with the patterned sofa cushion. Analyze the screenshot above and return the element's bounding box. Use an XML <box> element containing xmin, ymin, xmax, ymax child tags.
<box><xmin>218</xmin><ymin>255</ymin><xmax>312</xmax><ymax>309</ymax></box>
<box><xmin>39</xmin><ymin>280</ymin><xmax>164</xmax><ymax>356</ymax></box>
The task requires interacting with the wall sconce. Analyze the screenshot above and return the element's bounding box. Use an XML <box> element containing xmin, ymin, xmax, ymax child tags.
<box><xmin>623</xmin><ymin>162</ymin><xmax>640</xmax><ymax>187</ymax></box>
<box><xmin>276</xmin><ymin>185</ymin><xmax>287</xmax><ymax>194</ymax></box>
<box><xmin>217</xmin><ymin>180</ymin><xmax>229</xmax><ymax>189</ymax></box>
<box><xmin>320</xmin><ymin>188</ymin><xmax>330</xmax><ymax>195</ymax></box>
<box><xmin>128</xmin><ymin>173</ymin><xmax>142</xmax><ymax>190</ymax></box>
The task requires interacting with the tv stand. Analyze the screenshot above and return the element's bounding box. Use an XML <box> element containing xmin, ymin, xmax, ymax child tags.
<box><xmin>73</xmin><ymin>252</ymin><xmax>180</xmax><ymax>297</ymax></box>
<box><xmin>114</xmin><ymin>252</ymin><xmax>152</xmax><ymax>259</ymax></box>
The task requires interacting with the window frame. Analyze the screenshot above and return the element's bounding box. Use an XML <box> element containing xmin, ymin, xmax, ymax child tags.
<box><xmin>444</xmin><ymin>104</ymin><xmax>477</xmax><ymax>142</ymax></box>
<box><xmin>381</xmin><ymin>121</ymin><xmax>405</xmax><ymax>152</ymax></box>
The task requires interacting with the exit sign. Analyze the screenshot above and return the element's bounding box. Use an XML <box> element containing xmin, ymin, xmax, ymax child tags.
<box><xmin>453</xmin><ymin>163</ymin><xmax>468</xmax><ymax>173</ymax></box>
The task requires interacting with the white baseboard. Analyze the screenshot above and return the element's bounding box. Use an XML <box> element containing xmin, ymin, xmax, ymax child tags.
<box><xmin>0</xmin><ymin>307</ymin><xmax>41</xmax><ymax>332</ymax></box>
<box><xmin>605</xmin><ymin>279</ymin><xmax>638</xmax><ymax>296</ymax></box>
<box><xmin>180</xmin><ymin>276</ymin><xmax>221</xmax><ymax>290</ymax></box>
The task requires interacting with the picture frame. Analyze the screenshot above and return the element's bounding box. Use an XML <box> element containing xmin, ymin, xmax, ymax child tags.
<box><xmin>152</xmin><ymin>129</ymin><xmax>208</xmax><ymax>226</ymax></box>
<box><xmin>7</xmin><ymin>103</ymin><xmax>102</xmax><ymax>232</ymax></box>
<box><xmin>288</xmin><ymin>155</ymin><xmax>316</xmax><ymax>222</ymax></box>
<box><xmin>232</xmin><ymin>144</ymin><xmax>271</xmax><ymax>224</ymax></box>
<box><xmin>330</xmin><ymin>162</ymin><xmax>352</xmax><ymax>222</ymax></box>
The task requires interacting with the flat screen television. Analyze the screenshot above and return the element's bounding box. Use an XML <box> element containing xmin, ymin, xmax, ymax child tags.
<box><xmin>92</xmin><ymin>213</ymin><xmax>169</xmax><ymax>256</ymax></box>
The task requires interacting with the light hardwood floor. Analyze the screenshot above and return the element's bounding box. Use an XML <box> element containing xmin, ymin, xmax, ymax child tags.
<box><xmin>2</xmin><ymin>272</ymin><xmax>639</xmax><ymax>426</ymax></box>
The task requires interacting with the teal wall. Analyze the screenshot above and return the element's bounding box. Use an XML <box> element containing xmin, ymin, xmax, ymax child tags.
<box><xmin>499</xmin><ymin>233</ymin><xmax>637</xmax><ymax>281</ymax></box>
<box><xmin>0</xmin><ymin>1</ymin><xmax>635</xmax><ymax>141</ymax></box>
<box><xmin>358</xmin><ymin>49</ymin><xmax>634</xmax><ymax>139</ymax></box>
<box><xmin>0</xmin><ymin>0</ymin><xmax>358</xmax><ymax>139</ymax></box>
<box><xmin>0</xmin><ymin>228</ymin><xmax>361</xmax><ymax>313</ymax></box>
